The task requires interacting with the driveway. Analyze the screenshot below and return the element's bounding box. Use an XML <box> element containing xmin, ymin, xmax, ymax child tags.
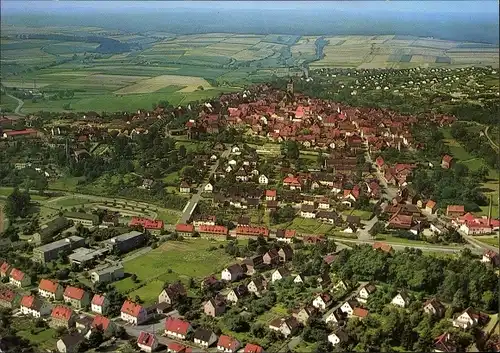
<box><xmin>357</xmin><ymin>215</ymin><xmax>378</xmax><ymax>241</ymax></box>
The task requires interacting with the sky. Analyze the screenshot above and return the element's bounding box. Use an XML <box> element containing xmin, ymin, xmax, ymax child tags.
<box><xmin>1</xmin><ymin>1</ymin><xmax>499</xmax><ymax>14</ymax></box>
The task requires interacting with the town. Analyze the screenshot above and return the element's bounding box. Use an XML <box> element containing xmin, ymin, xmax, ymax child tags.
<box><xmin>0</xmin><ymin>64</ymin><xmax>499</xmax><ymax>353</ymax></box>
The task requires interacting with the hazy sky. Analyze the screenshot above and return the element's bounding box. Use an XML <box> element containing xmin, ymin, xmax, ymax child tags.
<box><xmin>2</xmin><ymin>1</ymin><xmax>499</xmax><ymax>14</ymax></box>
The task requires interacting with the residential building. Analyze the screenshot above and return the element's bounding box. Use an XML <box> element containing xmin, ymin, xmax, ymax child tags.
<box><xmin>446</xmin><ymin>205</ymin><xmax>465</xmax><ymax>218</ymax></box>
<box><xmin>91</xmin><ymin>294</ymin><xmax>109</xmax><ymax>315</ymax></box>
<box><xmin>56</xmin><ymin>333</ymin><xmax>84</xmax><ymax>353</ymax></box>
<box><xmin>50</xmin><ymin>305</ymin><xmax>75</xmax><ymax>328</ymax></box>
<box><xmin>63</xmin><ymin>212</ymin><xmax>100</xmax><ymax>227</ymax></box>
<box><xmin>9</xmin><ymin>268</ymin><xmax>31</xmax><ymax>288</ymax></box>
<box><xmin>275</xmin><ymin>229</ymin><xmax>296</xmax><ymax>243</ymax></box>
<box><xmin>175</xmin><ymin>224</ymin><xmax>194</xmax><ymax>237</ymax></box>
<box><xmin>300</xmin><ymin>204</ymin><xmax>316</xmax><ymax>218</ymax></box>
<box><xmin>328</xmin><ymin>330</ymin><xmax>348</xmax><ymax>347</ymax></box>
<box><xmin>236</xmin><ymin>225</ymin><xmax>269</xmax><ymax>238</ymax></box>
<box><xmin>278</xmin><ymin>245</ymin><xmax>293</xmax><ymax>262</ymax></box>
<box><xmin>392</xmin><ymin>291</ymin><xmax>411</xmax><ymax>308</ymax></box>
<box><xmin>247</xmin><ymin>276</ymin><xmax>267</xmax><ymax>297</ymax></box>
<box><xmin>129</xmin><ymin>217</ymin><xmax>164</xmax><ymax>233</ymax></box>
<box><xmin>193</xmin><ymin>328</ymin><xmax>218</xmax><ymax>348</ymax></box>
<box><xmin>75</xmin><ymin>314</ymin><xmax>93</xmax><ymax>334</ymax></box>
<box><xmin>441</xmin><ymin>155</ymin><xmax>453</xmax><ymax>169</ymax></box>
<box><xmin>204</xmin><ymin>298</ymin><xmax>226</xmax><ymax>317</ymax></box>
<box><xmin>317</xmin><ymin>272</ymin><xmax>332</xmax><ymax>289</ymax></box>
<box><xmin>198</xmin><ymin>225</ymin><xmax>228</xmax><ymax>238</ymax></box>
<box><xmin>106</xmin><ymin>231</ymin><xmax>146</xmax><ymax>253</ymax></box>
<box><xmin>226</xmin><ymin>284</ymin><xmax>248</xmax><ymax>304</ymax></box>
<box><xmin>265</xmin><ymin>190</ymin><xmax>277</xmax><ymax>201</ymax></box>
<box><xmin>313</xmin><ymin>293</ymin><xmax>333</xmax><ymax>311</ymax></box>
<box><xmin>325</xmin><ymin>308</ymin><xmax>345</xmax><ymax>325</ymax></box>
<box><xmin>221</xmin><ymin>264</ymin><xmax>245</xmax><ymax>282</ymax></box>
<box><xmin>20</xmin><ymin>295</ymin><xmax>51</xmax><ymax>318</ymax></box>
<box><xmin>121</xmin><ymin>300</ymin><xmax>148</xmax><ymax>325</ymax></box>
<box><xmin>192</xmin><ymin>215</ymin><xmax>216</xmax><ymax>227</ymax></box>
<box><xmin>180</xmin><ymin>181</ymin><xmax>191</xmax><ymax>193</ymax></box>
<box><xmin>453</xmin><ymin>307</ymin><xmax>486</xmax><ymax>329</ymax></box>
<box><xmin>217</xmin><ymin>335</ymin><xmax>241</xmax><ymax>353</ymax></box>
<box><xmin>268</xmin><ymin>317</ymin><xmax>299</xmax><ymax>338</ymax></box>
<box><xmin>243</xmin><ymin>343</ymin><xmax>264</xmax><ymax>353</ymax></box>
<box><xmin>340</xmin><ymin>300</ymin><xmax>358</xmax><ymax>316</ymax></box>
<box><xmin>425</xmin><ymin>200</ymin><xmax>437</xmax><ymax>214</ymax></box>
<box><xmin>33</xmin><ymin>236</ymin><xmax>85</xmax><ymax>263</ymax></box>
<box><xmin>63</xmin><ymin>286</ymin><xmax>90</xmax><ymax>309</ymax></box>
<box><xmin>263</xmin><ymin>248</ymin><xmax>280</xmax><ymax>265</ymax></box>
<box><xmin>167</xmin><ymin>342</ymin><xmax>191</xmax><ymax>353</ymax></box>
<box><xmin>294</xmin><ymin>274</ymin><xmax>305</xmax><ymax>284</ymax></box>
<box><xmin>0</xmin><ymin>288</ymin><xmax>19</xmax><ymax>309</ymax></box>
<box><xmin>357</xmin><ymin>283</ymin><xmax>377</xmax><ymax>303</ymax></box>
<box><xmin>158</xmin><ymin>282</ymin><xmax>187</xmax><ymax>305</ymax></box>
<box><xmin>482</xmin><ymin>250</ymin><xmax>500</xmax><ymax>266</ymax></box>
<box><xmin>271</xmin><ymin>268</ymin><xmax>290</xmax><ymax>283</ymax></box>
<box><xmin>372</xmin><ymin>242</ymin><xmax>394</xmax><ymax>254</ymax></box>
<box><xmin>0</xmin><ymin>261</ymin><xmax>11</xmax><ymax>277</ymax></box>
<box><xmin>434</xmin><ymin>332</ymin><xmax>457</xmax><ymax>353</ymax></box>
<box><xmin>292</xmin><ymin>306</ymin><xmax>317</xmax><ymax>325</ymax></box>
<box><xmin>204</xmin><ymin>183</ymin><xmax>214</xmax><ymax>193</ymax></box>
<box><xmin>90</xmin><ymin>314</ymin><xmax>115</xmax><ymax>337</ymax></box>
<box><xmin>352</xmin><ymin>307</ymin><xmax>369</xmax><ymax>319</ymax></box>
<box><xmin>243</xmin><ymin>255</ymin><xmax>264</xmax><ymax>275</ymax></box>
<box><xmin>137</xmin><ymin>331</ymin><xmax>158</xmax><ymax>353</ymax></box>
<box><xmin>38</xmin><ymin>279</ymin><xmax>64</xmax><ymax>300</ymax></box>
<box><xmin>164</xmin><ymin>317</ymin><xmax>193</xmax><ymax>340</ymax></box>
<box><xmin>90</xmin><ymin>262</ymin><xmax>124</xmax><ymax>283</ymax></box>
<box><xmin>423</xmin><ymin>298</ymin><xmax>445</xmax><ymax>318</ymax></box>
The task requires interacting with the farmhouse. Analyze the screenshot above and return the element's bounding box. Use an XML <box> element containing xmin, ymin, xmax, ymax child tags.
<box><xmin>20</xmin><ymin>295</ymin><xmax>51</xmax><ymax>318</ymax></box>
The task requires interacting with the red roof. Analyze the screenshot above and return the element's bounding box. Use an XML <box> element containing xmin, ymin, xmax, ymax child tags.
<box><xmin>442</xmin><ymin>154</ymin><xmax>453</xmax><ymax>163</ymax></box>
<box><xmin>9</xmin><ymin>268</ymin><xmax>25</xmax><ymax>281</ymax></box>
<box><xmin>168</xmin><ymin>342</ymin><xmax>190</xmax><ymax>353</ymax></box>
<box><xmin>165</xmin><ymin>317</ymin><xmax>191</xmax><ymax>335</ymax></box>
<box><xmin>447</xmin><ymin>205</ymin><xmax>464</xmax><ymax>213</ymax></box>
<box><xmin>426</xmin><ymin>200</ymin><xmax>436</xmax><ymax>209</ymax></box>
<box><xmin>0</xmin><ymin>262</ymin><xmax>11</xmax><ymax>274</ymax></box>
<box><xmin>217</xmin><ymin>335</ymin><xmax>240</xmax><ymax>351</ymax></box>
<box><xmin>373</xmin><ymin>242</ymin><xmax>393</xmax><ymax>253</ymax></box>
<box><xmin>20</xmin><ymin>295</ymin><xmax>35</xmax><ymax>308</ymax></box>
<box><xmin>63</xmin><ymin>286</ymin><xmax>85</xmax><ymax>300</ymax></box>
<box><xmin>198</xmin><ymin>225</ymin><xmax>228</xmax><ymax>235</ymax></box>
<box><xmin>285</xmin><ymin>229</ymin><xmax>296</xmax><ymax>238</ymax></box>
<box><xmin>236</xmin><ymin>226</ymin><xmax>269</xmax><ymax>237</ymax></box>
<box><xmin>39</xmin><ymin>279</ymin><xmax>60</xmax><ymax>293</ymax></box>
<box><xmin>91</xmin><ymin>315</ymin><xmax>111</xmax><ymax>331</ymax></box>
<box><xmin>137</xmin><ymin>331</ymin><xmax>156</xmax><ymax>347</ymax></box>
<box><xmin>3</xmin><ymin>129</ymin><xmax>37</xmax><ymax>137</ymax></box>
<box><xmin>129</xmin><ymin>217</ymin><xmax>164</xmax><ymax>230</ymax></box>
<box><xmin>176</xmin><ymin>224</ymin><xmax>194</xmax><ymax>233</ymax></box>
<box><xmin>375</xmin><ymin>156</ymin><xmax>384</xmax><ymax>167</ymax></box>
<box><xmin>265</xmin><ymin>189</ymin><xmax>277</xmax><ymax>197</ymax></box>
<box><xmin>353</xmin><ymin>307</ymin><xmax>369</xmax><ymax>318</ymax></box>
<box><xmin>283</xmin><ymin>176</ymin><xmax>301</xmax><ymax>186</ymax></box>
<box><xmin>91</xmin><ymin>294</ymin><xmax>106</xmax><ymax>306</ymax></box>
<box><xmin>244</xmin><ymin>343</ymin><xmax>264</xmax><ymax>353</ymax></box>
<box><xmin>51</xmin><ymin>305</ymin><xmax>73</xmax><ymax>321</ymax></box>
<box><xmin>0</xmin><ymin>288</ymin><xmax>16</xmax><ymax>303</ymax></box>
<box><xmin>121</xmin><ymin>300</ymin><xmax>144</xmax><ymax>317</ymax></box>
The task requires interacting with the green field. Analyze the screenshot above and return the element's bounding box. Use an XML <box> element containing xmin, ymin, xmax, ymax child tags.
<box><xmin>476</xmin><ymin>236</ymin><xmax>499</xmax><ymax>247</ymax></box>
<box><xmin>0</xmin><ymin>93</ymin><xmax>19</xmax><ymax>112</ymax></box>
<box><xmin>274</xmin><ymin>218</ymin><xmax>336</xmax><ymax>235</ymax></box>
<box><xmin>115</xmin><ymin>239</ymin><xmax>234</xmax><ymax>293</ymax></box>
<box><xmin>11</xmin><ymin>317</ymin><xmax>57</xmax><ymax>351</ymax></box>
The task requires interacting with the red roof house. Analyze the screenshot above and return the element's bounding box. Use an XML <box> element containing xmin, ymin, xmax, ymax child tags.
<box><xmin>243</xmin><ymin>343</ymin><xmax>264</xmax><ymax>353</ymax></box>
<box><xmin>176</xmin><ymin>223</ymin><xmax>194</xmax><ymax>234</ymax></box>
<box><xmin>441</xmin><ymin>155</ymin><xmax>453</xmax><ymax>169</ymax></box>
<box><xmin>129</xmin><ymin>217</ymin><xmax>164</xmax><ymax>230</ymax></box>
<box><xmin>0</xmin><ymin>262</ymin><xmax>11</xmax><ymax>277</ymax></box>
<box><xmin>137</xmin><ymin>331</ymin><xmax>158</xmax><ymax>351</ymax></box>
<box><xmin>372</xmin><ymin>242</ymin><xmax>394</xmax><ymax>254</ymax></box>
<box><xmin>91</xmin><ymin>314</ymin><xmax>113</xmax><ymax>333</ymax></box>
<box><xmin>446</xmin><ymin>205</ymin><xmax>465</xmax><ymax>217</ymax></box>
<box><xmin>217</xmin><ymin>335</ymin><xmax>241</xmax><ymax>352</ymax></box>
<box><xmin>165</xmin><ymin>317</ymin><xmax>193</xmax><ymax>339</ymax></box>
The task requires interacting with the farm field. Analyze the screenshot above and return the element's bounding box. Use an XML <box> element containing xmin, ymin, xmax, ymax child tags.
<box><xmin>115</xmin><ymin>239</ymin><xmax>234</xmax><ymax>293</ymax></box>
<box><xmin>0</xmin><ymin>93</ymin><xmax>20</xmax><ymax>112</ymax></box>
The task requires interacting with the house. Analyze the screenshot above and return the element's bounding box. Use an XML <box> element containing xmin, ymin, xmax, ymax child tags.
<box><xmin>158</xmin><ymin>282</ymin><xmax>187</xmax><ymax>306</ymax></box>
<box><xmin>38</xmin><ymin>279</ymin><xmax>64</xmax><ymax>301</ymax></box>
<box><xmin>333</xmin><ymin>279</ymin><xmax>349</xmax><ymax>292</ymax></box>
<box><xmin>312</xmin><ymin>293</ymin><xmax>333</xmax><ymax>311</ymax></box>
<box><xmin>204</xmin><ymin>183</ymin><xmax>214</xmax><ymax>193</ymax></box>
<box><xmin>121</xmin><ymin>300</ymin><xmax>148</xmax><ymax>325</ymax></box>
<box><xmin>423</xmin><ymin>298</ymin><xmax>445</xmax><ymax>318</ymax></box>
<box><xmin>441</xmin><ymin>155</ymin><xmax>453</xmax><ymax>169</ymax></box>
<box><xmin>317</xmin><ymin>272</ymin><xmax>331</xmax><ymax>289</ymax></box>
<box><xmin>372</xmin><ymin>242</ymin><xmax>394</xmax><ymax>254</ymax></box>
<box><xmin>283</xmin><ymin>176</ymin><xmax>302</xmax><ymax>191</ymax></box>
<box><xmin>358</xmin><ymin>283</ymin><xmax>377</xmax><ymax>303</ymax></box>
<box><xmin>137</xmin><ymin>331</ymin><xmax>158</xmax><ymax>353</ymax></box>
<box><xmin>391</xmin><ymin>291</ymin><xmax>411</xmax><ymax>308</ymax></box>
<box><xmin>278</xmin><ymin>245</ymin><xmax>293</xmax><ymax>262</ymax></box>
<box><xmin>276</xmin><ymin>229</ymin><xmax>296</xmax><ymax>243</ymax></box>
<box><xmin>425</xmin><ymin>200</ymin><xmax>437</xmax><ymax>214</ymax></box>
<box><xmin>265</xmin><ymin>189</ymin><xmax>277</xmax><ymax>201</ymax></box>
<box><xmin>204</xmin><ymin>298</ymin><xmax>226</xmax><ymax>317</ymax></box>
<box><xmin>452</xmin><ymin>307</ymin><xmax>487</xmax><ymax>329</ymax></box>
<box><xmin>193</xmin><ymin>328</ymin><xmax>218</xmax><ymax>348</ymax></box>
<box><xmin>91</xmin><ymin>294</ymin><xmax>109</xmax><ymax>315</ymax></box>
<box><xmin>175</xmin><ymin>224</ymin><xmax>194</xmax><ymax>237</ymax></box>
<box><xmin>243</xmin><ymin>255</ymin><xmax>264</xmax><ymax>275</ymax></box>
<box><xmin>165</xmin><ymin>317</ymin><xmax>193</xmax><ymax>340</ymax></box>
<box><xmin>226</xmin><ymin>284</ymin><xmax>249</xmax><ymax>304</ymax></box>
<box><xmin>0</xmin><ymin>288</ymin><xmax>19</xmax><ymax>309</ymax></box>
<box><xmin>316</xmin><ymin>211</ymin><xmax>337</xmax><ymax>224</ymax></box>
<box><xmin>343</xmin><ymin>224</ymin><xmax>357</xmax><ymax>233</ymax></box>
<box><xmin>325</xmin><ymin>308</ymin><xmax>346</xmax><ymax>325</ymax></box>
<box><xmin>247</xmin><ymin>276</ymin><xmax>267</xmax><ymax>296</ymax></box>
<box><xmin>20</xmin><ymin>295</ymin><xmax>51</xmax><ymax>318</ymax></box>
<box><xmin>263</xmin><ymin>248</ymin><xmax>280</xmax><ymax>265</ymax></box>
<box><xmin>180</xmin><ymin>181</ymin><xmax>191</xmax><ymax>193</ymax></box>
<box><xmin>217</xmin><ymin>335</ymin><xmax>241</xmax><ymax>353</ymax></box>
<box><xmin>63</xmin><ymin>286</ymin><xmax>90</xmax><ymax>309</ymax></box>
<box><xmin>340</xmin><ymin>300</ymin><xmax>358</xmax><ymax>316</ymax></box>
<box><xmin>9</xmin><ymin>268</ymin><xmax>31</xmax><ymax>287</ymax></box>
<box><xmin>352</xmin><ymin>307</ymin><xmax>369</xmax><ymax>319</ymax></box>
<box><xmin>300</xmin><ymin>204</ymin><xmax>316</xmax><ymax>219</ymax></box>
<box><xmin>268</xmin><ymin>317</ymin><xmax>299</xmax><ymax>338</ymax></box>
<box><xmin>75</xmin><ymin>314</ymin><xmax>93</xmax><ymax>334</ymax></box>
<box><xmin>167</xmin><ymin>342</ymin><xmax>192</xmax><ymax>353</ymax></box>
<box><xmin>221</xmin><ymin>264</ymin><xmax>245</xmax><ymax>282</ymax></box>
<box><xmin>90</xmin><ymin>262</ymin><xmax>125</xmax><ymax>283</ymax></box>
<box><xmin>0</xmin><ymin>261</ymin><xmax>11</xmax><ymax>277</ymax></box>
<box><xmin>434</xmin><ymin>332</ymin><xmax>458</xmax><ymax>353</ymax></box>
<box><xmin>236</xmin><ymin>225</ymin><xmax>269</xmax><ymax>238</ymax></box>
<box><xmin>292</xmin><ymin>306</ymin><xmax>317</xmax><ymax>325</ymax></box>
<box><xmin>271</xmin><ymin>268</ymin><xmax>290</xmax><ymax>283</ymax></box>
<box><xmin>446</xmin><ymin>205</ymin><xmax>465</xmax><ymax>218</ymax></box>
<box><xmin>259</xmin><ymin>175</ymin><xmax>269</xmax><ymax>185</ymax></box>
<box><xmin>294</xmin><ymin>274</ymin><xmax>305</xmax><ymax>284</ymax></box>
<box><xmin>243</xmin><ymin>343</ymin><xmax>264</xmax><ymax>353</ymax></box>
<box><xmin>198</xmin><ymin>225</ymin><xmax>228</xmax><ymax>238</ymax></box>
<box><xmin>56</xmin><ymin>333</ymin><xmax>84</xmax><ymax>353</ymax></box>
<box><xmin>482</xmin><ymin>250</ymin><xmax>500</xmax><ymax>266</ymax></box>
<box><xmin>318</xmin><ymin>198</ymin><xmax>330</xmax><ymax>210</ymax></box>
<box><xmin>50</xmin><ymin>305</ymin><xmax>75</xmax><ymax>328</ymax></box>
<box><xmin>328</xmin><ymin>330</ymin><xmax>349</xmax><ymax>347</ymax></box>
<box><xmin>388</xmin><ymin>213</ymin><xmax>413</xmax><ymax>229</ymax></box>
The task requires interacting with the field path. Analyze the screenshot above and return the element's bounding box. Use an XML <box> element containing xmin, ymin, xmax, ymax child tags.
<box><xmin>6</xmin><ymin>93</ymin><xmax>25</xmax><ymax>116</ymax></box>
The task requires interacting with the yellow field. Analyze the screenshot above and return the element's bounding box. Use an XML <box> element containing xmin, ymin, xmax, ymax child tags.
<box><xmin>114</xmin><ymin>74</ymin><xmax>211</xmax><ymax>94</ymax></box>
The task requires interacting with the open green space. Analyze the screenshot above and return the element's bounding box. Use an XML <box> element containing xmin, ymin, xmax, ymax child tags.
<box><xmin>11</xmin><ymin>317</ymin><xmax>57</xmax><ymax>351</ymax></box>
<box><xmin>475</xmin><ymin>236</ymin><xmax>499</xmax><ymax>247</ymax></box>
<box><xmin>115</xmin><ymin>239</ymin><xmax>234</xmax><ymax>293</ymax></box>
<box><xmin>274</xmin><ymin>218</ymin><xmax>336</xmax><ymax>235</ymax></box>
<box><xmin>156</xmin><ymin>209</ymin><xmax>181</xmax><ymax>225</ymax></box>
<box><xmin>0</xmin><ymin>93</ymin><xmax>20</xmax><ymax>112</ymax></box>
<box><xmin>342</xmin><ymin>209</ymin><xmax>373</xmax><ymax>221</ymax></box>
<box><xmin>128</xmin><ymin>279</ymin><xmax>164</xmax><ymax>305</ymax></box>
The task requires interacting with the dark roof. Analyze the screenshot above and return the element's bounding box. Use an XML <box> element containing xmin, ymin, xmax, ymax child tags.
<box><xmin>63</xmin><ymin>212</ymin><xmax>99</xmax><ymax>223</ymax></box>
<box><xmin>40</xmin><ymin>217</ymin><xmax>70</xmax><ymax>238</ymax></box>
<box><xmin>193</xmin><ymin>328</ymin><xmax>215</xmax><ymax>342</ymax></box>
<box><xmin>346</xmin><ymin>215</ymin><xmax>361</xmax><ymax>225</ymax></box>
<box><xmin>60</xmin><ymin>333</ymin><xmax>84</xmax><ymax>348</ymax></box>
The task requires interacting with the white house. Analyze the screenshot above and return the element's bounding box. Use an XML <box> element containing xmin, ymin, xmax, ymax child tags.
<box><xmin>300</xmin><ymin>205</ymin><xmax>316</xmax><ymax>219</ymax></box>
<box><xmin>231</xmin><ymin>146</ymin><xmax>241</xmax><ymax>155</ymax></box>
<box><xmin>258</xmin><ymin>174</ymin><xmax>269</xmax><ymax>185</ymax></box>
<box><xmin>357</xmin><ymin>284</ymin><xmax>376</xmax><ymax>303</ymax></box>
<box><xmin>120</xmin><ymin>300</ymin><xmax>148</xmax><ymax>325</ymax></box>
<box><xmin>20</xmin><ymin>295</ymin><xmax>51</xmax><ymax>318</ymax></box>
<box><xmin>340</xmin><ymin>300</ymin><xmax>358</xmax><ymax>316</ymax></box>
<box><xmin>204</xmin><ymin>183</ymin><xmax>214</xmax><ymax>193</ymax></box>
<box><xmin>328</xmin><ymin>330</ymin><xmax>348</xmax><ymax>347</ymax></box>
<box><xmin>452</xmin><ymin>308</ymin><xmax>483</xmax><ymax>329</ymax></box>
<box><xmin>391</xmin><ymin>292</ymin><xmax>411</xmax><ymax>308</ymax></box>
<box><xmin>312</xmin><ymin>293</ymin><xmax>332</xmax><ymax>311</ymax></box>
<box><xmin>137</xmin><ymin>331</ymin><xmax>158</xmax><ymax>353</ymax></box>
<box><xmin>293</xmin><ymin>274</ymin><xmax>305</xmax><ymax>284</ymax></box>
<box><xmin>221</xmin><ymin>264</ymin><xmax>245</xmax><ymax>282</ymax></box>
<box><xmin>324</xmin><ymin>309</ymin><xmax>344</xmax><ymax>325</ymax></box>
<box><xmin>91</xmin><ymin>294</ymin><xmax>109</xmax><ymax>315</ymax></box>
<box><xmin>38</xmin><ymin>279</ymin><xmax>64</xmax><ymax>301</ymax></box>
<box><xmin>271</xmin><ymin>268</ymin><xmax>290</xmax><ymax>283</ymax></box>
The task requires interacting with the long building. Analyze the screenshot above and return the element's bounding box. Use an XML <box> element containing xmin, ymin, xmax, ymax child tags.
<box><xmin>64</xmin><ymin>212</ymin><xmax>100</xmax><ymax>227</ymax></box>
<box><xmin>105</xmin><ymin>231</ymin><xmax>145</xmax><ymax>254</ymax></box>
<box><xmin>33</xmin><ymin>236</ymin><xmax>85</xmax><ymax>263</ymax></box>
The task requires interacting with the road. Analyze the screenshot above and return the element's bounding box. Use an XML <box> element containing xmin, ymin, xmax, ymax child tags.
<box><xmin>322</xmin><ymin>282</ymin><xmax>368</xmax><ymax>321</ymax></box>
<box><xmin>357</xmin><ymin>215</ymin><xmax>378</xmax><ymax>241</ymax></box>
<box><xmin>484</xmin><ymin>125</ymin><xmax>499</xmax><ymax>151</ymax></box>
<box><xmin>6</xmin><ymin>93</ymin><xmax>25</xmax><ymax>116</ymax></box>
<box><xmin>179</xmin><ymin>145</ymin><xmax>232</xmax><ymax>224</ymax></box>
<box><xmin>364</xmin><ymin>140</ymin><xmax>398</xmax><ymax>200</ymax></box>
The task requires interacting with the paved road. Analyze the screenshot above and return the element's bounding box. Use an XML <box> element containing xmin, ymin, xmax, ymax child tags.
<box><xmin>464</xmin><ymin>234</ymin><xmax>498</xmax><ymax>253</ymax></box>
<box><xmin>357</xmin><ymin>215</ymin><xmax>378</xmax><ymax>241</ymax></box>
<box><xmin>6</xmin><ymin>93</ymin><xmax>25</xmax><ymax>116</ymax></box>
<box><xmin>179</xmin><ymin>145</ymin><xmax>232</xmax><ymax>224</ymax></box>
<box><xmin>484</xmin><ymin>125</ymin><xmax>499</xmax><ymax>151</ymax></box>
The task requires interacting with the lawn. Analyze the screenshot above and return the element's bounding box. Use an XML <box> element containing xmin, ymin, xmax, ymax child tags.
<box><xmin>157</xmin><ymin>208</ymin><xmax>181</xmax><ymax>225</ymax></box>
<box><xmin>374</xmin><ymin>234</ymin><xmax>436</xmax><ymax>246</ymax></box>
<box><xmin>342</xmin><ymin>209</ymin><xmax>373</xmax><ymax>221</ymax></box>
<box><xmin>0</xmin><ymin>93</ymin><xmax>20</xmax><ymax>112</ymax></box>
<box><xmin>162</xmin><ymin>172</ymin><xmax>180</xmax><ymax>184</ymax></box>
<box><xmin>116</xmin><ymin>239</ymin><xmax>233</xmax><ymax>292</ymax></box>
<box><xmin>274</xmin><ymin>218</ymin><xmax>335</xmax><ymax>235</ymax></box>
<box><xmin>11</xmin><ymin>317</ymin><xmax>57</xmax><ymax>351</ymax></box>
<box><xmin>475</xmin><ymin>236</ymin><xmax>498</xmax><ymax>247</ymax></box>
<box><xmin>0</xmin><ymin>187</ymin><xmax>50</xmax><ymax>201</ymax></box>
<box><xmin>49</xmin><ymin>176</ymin><xmax>85</xmax><ymax>192</ymax></box>
<box><xmin>48</xmin><ymin>196</ymin><xmax>94</xmax><ymax>208</ymax></box>
<box><xmin>129</xmin><ymin>279</ymin><xmax>164</xmax><ymax>305</ymax></box>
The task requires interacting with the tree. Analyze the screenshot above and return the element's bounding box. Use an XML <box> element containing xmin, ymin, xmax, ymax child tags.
<box><xmin>87</xmin><ymin>329</ymin><xmax>104</xmax><ymax>348</ymax></box>
<box><xmin>281</xmin><ymin>140</ymin><xmax>300</xmax><ymax>160</ymax></box>
<box><xmin>369</xmin><ymin>221</ymin><xmax>385</xmax><ymax>237</ymax></box>
<box><xmin>4</xmin><ymin>188</ymin><xmax>31</xmax><ymax>219</ymax></box>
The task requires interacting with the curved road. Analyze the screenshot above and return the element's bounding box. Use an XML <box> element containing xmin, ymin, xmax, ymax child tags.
<box><xmin>6</xmin><ymin>93</ymin><xmax>25</xmax><ymax>116</ymax></box>
<box><xmin>484</xmin><ymin>125</ymin><xmax>499</xmax><ymax>151</ymax></box>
